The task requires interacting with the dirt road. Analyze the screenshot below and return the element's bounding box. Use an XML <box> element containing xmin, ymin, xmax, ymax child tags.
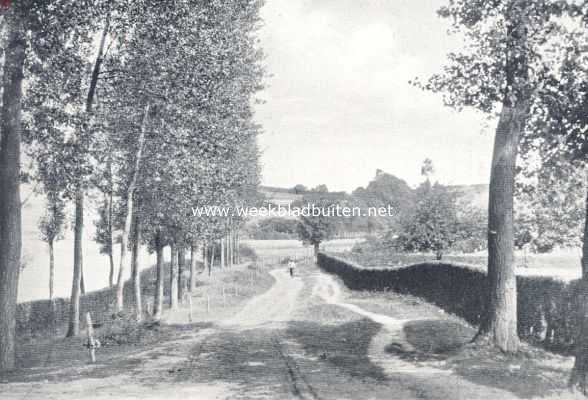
<box><xmin>0</xmin><ymin>263</ymin><xmax>577</xmax><ymax>399</ymax></box>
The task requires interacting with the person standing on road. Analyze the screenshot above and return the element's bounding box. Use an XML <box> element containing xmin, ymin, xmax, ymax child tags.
<box><xmin>288</xmin><ymin>258</ymin><xmax>296</xmax><ymax>277</ymax></box>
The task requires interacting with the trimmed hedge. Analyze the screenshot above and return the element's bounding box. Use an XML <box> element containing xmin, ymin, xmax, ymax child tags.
<box><xmin>318</xmin><ymin>252</ymin><xmax>581</xmax><ymax>353</ymax></box>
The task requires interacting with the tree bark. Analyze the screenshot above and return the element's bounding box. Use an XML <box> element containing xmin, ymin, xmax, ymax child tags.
<box><xmin>115</xmin><ymin>104</ymin><xmax>149</xmax><ymax>313</ymax></box>
<box><xmin>49</xmin><ymin>241</ymin><xmax>54</xmax><ymax>301</ymax></box>
<box><xmin>177</xmin><ymin>245</ymin><xmax>185</xmax><ymax>303</ymax></box>
<box><xmin>0</xmin><ymin>10</ymin><xmax>25</xmax><ymax>370</ymax></box>
<box><xmin>203</xmin><ymin>243</ymin><xmax>209</xmax><ymax>276</ymax></box>
<box><xmin>477</xmin><ymin>101</ymin><xmax>528</xmax><ymax>353</ymax></box>
<box><xmin>107</xmin><ymin>181</ymin><xmax>115</xmax><ymax>288</ymax></box>
<box><xmin>235</xmin><ymin>232</ymin><xmax>240</xmax><ymax>264</ymax></box>
<box><xmin>220</xmin><ymin>238</ymin><xmax>225</xmax><ymax>269</ymax></box>
<box><xmin>569</xmin><ymin>178</ymin><xmax>588</xmax><ymax>393</ymax></box>
<box><xmin>131</xmin><ymin>211</ymin><xmax>142</xmax><ymax>321</ymax></box>
<box><xmin>189</xmin><ymin>243</ymin><xmax>197</xmax><ymax>293</ymax></box>
<box><xmin>475</xmin><ymin>6</ymin><xmax>529</xmax><ymax>353</ymax></box>
<box><xmin>228</xmin><ymin>230</ymin><xmax>233</xmax><ymax>268</ymax></box>
<box><xmin>66</xmin><ymin>189</ymin><xmax>84</xmax><ymax>337</ymax></box>
<box><xmin>153</xmin><ymin>231</ymin><xmax>164</xmax><ymax>319</ymax></box>
<box><xmin>209</xmin><ymin>244</ymin><xmax>215</xmax><ymax>275</ymax></box>
<box><xmin>169</xmin><ymin>243</ymin><xmax>178</xmax><ymax>310</ymax></box>
<box><xmin>80</xmin><ymin>261</ymin><xmax>85</xmax><ymax>295</ymax></box>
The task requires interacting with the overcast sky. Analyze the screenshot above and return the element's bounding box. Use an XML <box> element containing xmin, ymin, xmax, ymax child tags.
<box><xmin>254</xmin><ymin>0</ymin><xmax>495</xmax><ymax>193</ymax></box>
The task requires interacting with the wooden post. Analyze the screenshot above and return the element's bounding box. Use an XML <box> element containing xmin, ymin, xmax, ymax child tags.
<box><xmin>85</xmin><ymin>312</ymin><xmax>97</xmax><ymax>363</ymax></box>
<box><xmin>206</xmin><ymin>293</ymin><xmax>210</xmax><ymax>313</ymax></box>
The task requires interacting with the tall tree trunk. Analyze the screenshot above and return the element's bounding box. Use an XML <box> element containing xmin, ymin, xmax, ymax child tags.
<box><xmin>313</xmin><ymin>242</ymin><xmax>319</xmax><ymax>262</ymax></box>
<box><xmin>0</xmin><ymin>10</ymin><xmax>25</xmax><ymax>370</ymax></box>
<box><xmin>235</xmin><ymin>232</ymin><xmax>240</xmax><ymax>264</ymax></box>
<box><xmin>49</xmin><ymin>240</ymin><xmax>54</xmax><ymax>301</ymax></box>
<box><xmin>153</xmin><ymin>231</ymin><xmax>164</xmax><ymax>319</ymax></box>
<box><xmin>177</xmin><ymin>245</ymin><xmax>185</xmax><ymax>303</ymax></box>
<box><xmin>228</xmin><ymin>230</ymin><xmax>233</xmax><ymax>268</ymax></box>
<box><xmin>233</xmin><ymin>230</ymin><xmax>238</xmax><ymax>265</ymax></box>
<box><xmin>189</xmin><ymin>243</ymin><xmax>197</xmax><ymax>293</ymax></box>
<box><xmin>115</xmin><ymin>104</ymin><xmax>149</xmax><ymax>313</ymax></box>
<box><xmin>66</xmin><ymin>189</ymin><xmax>84</xmax><ymax>337</ymax></box>
<box><xmin>203</xmin><ymin>243</ymin><xmax>209</xmax><ymax>276</ymax></box>
<box><xmin>209</xmin><ymin>244</ymin><xmax>215</xmax><ymax>275</ymax></box>
<box><xmin>80</xmin><ymin>262</ymin><xmax>85</xmax><ymax>295</ymax></box>
<box><xmin>169</xmin><ymin>243</ymin><xmax>178</xmax><ymax>310</ymax></box>
<box><xmin>220</xmin><ymin>238</ymin><xmax>225</xmax><ymax>269</ymax></box>
<box><xmin>570</xmin><ymin>180</ymin><xmax>588</xmax><ymax>393</ymax></box>
<box><xmin>65</xmin><ymin>12</ymin><xmax>110</xmax><ymax>337</ymax></box>
<box><xmin>107</xmin><ymin>177</ymin><xmax>115</xmax><ymax>288</ymax></box>
<box><xmin>108</xmin><ymin>245</ymin><xmax>115</xmax><ymax>287</ymax></box>
<box><xmin>131</xmin><ymin>211</ymin><xmax>142</xmax><ymax>321</ymax></box>
<box><xmin>477</xmin><ymin>101</ymin><xmax>528</xmax><ymax>353</ymax></box>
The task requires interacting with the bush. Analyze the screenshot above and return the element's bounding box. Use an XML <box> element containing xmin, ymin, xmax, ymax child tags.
<box><xmin>317</xmin><ymin>252</ymin><xmax>580</xmax><ymax>355</ymax></box>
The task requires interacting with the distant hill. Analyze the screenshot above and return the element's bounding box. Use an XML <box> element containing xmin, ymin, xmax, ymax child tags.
<box><xmin>260</xmin><ymin>183</ymin><xmax>489</xmax><ymax>211</ymax></box>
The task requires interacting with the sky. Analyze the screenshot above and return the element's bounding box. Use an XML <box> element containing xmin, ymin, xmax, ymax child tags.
<box><xmin>254</xmin><ymin>0</ymin><xmax>495</xmax><ymax>193</ymax></box>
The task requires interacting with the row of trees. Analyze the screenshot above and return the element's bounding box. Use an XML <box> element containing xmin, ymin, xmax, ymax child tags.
<box><xmin>0</xmin><ymin>0</ymin><xmax>263</xmax><ymax>370</ymax></box>
<box><xmin>418</xmin><ymin>0</ymin><xmax>588</xmax><ymax>391</ymax></box>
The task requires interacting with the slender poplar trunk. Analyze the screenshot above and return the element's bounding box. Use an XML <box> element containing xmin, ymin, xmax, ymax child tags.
<box><xmin>228</xmin><ymin>231</ymin><xmax>233</xmax><ymax>268</ymax></box>
<box><xmin>116</xmin><ymin>104</ymin><xmax>149</xmax><ymax>312</ymax></box>
<box><xmin>131</xmin><ymin>211</ymin><xmax>142</xmax><ymax>321</ymax></box>
<box><xmin>235</xmin><ymin>233</ymin><xmax>240</xmax><ymax>264</ymax></box>
<box><xmin>189</xmin><ymin>243</ymin><xmax>197</xmax><ymax>293</ymax></box>
<box><xmin>153</xmin><ymin>231</ymin><xmax>164</xmax><ymax>319</ymax></box>
<box><xmin>80</xmin><ymin>262</ymin><xmax>85</xmax><ymax>295</ymax></box>
<box><xmin>203</xmin><ymin>243</ymin><xmax>209</xmax><ymax>276</ymax></box>
<box><xmin>66</xmin><ymin>189</ymin><xmax>83</xmax><ymax>337</ymax></box>
<box><xmin>169</xmin><ymin>244</ymin><xmax>178</xmax><ymax>310</ymax></box>
<box><xmin>66</xmin><ymin>13</ymin><xmax>110</xmax><ymax>335</ymax></box>
<box><xmin>49</xmin><ymin>240</ymin><xmax>54</xmax><ymax>301</ymax></box>
<box><xmin>209</xmin><ymin>244</ymin><xmax>215</xmax><ymax>275</ymax></box>
<box><xmin>107</xmin><ymin>177</ymin><xmax>115</xmax><ymax>288</ymax></box>
<box><xmin>177</xmin><ymin>245</ymin><xmax>185</xmax><ymax>303</ymax></box>
<box><xmin>220</xmin><ymin>238</ymin><xmax>225</xmax><ymax>269</ymax></box>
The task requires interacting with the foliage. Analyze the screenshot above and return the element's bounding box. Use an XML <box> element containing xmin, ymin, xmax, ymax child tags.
<box><xmin>351</xmin><ymin>170</ymin><xmax>415</xmax><ymax>233</ymax></box>
<box><xmin>395</xmin><ymin>181</ymin><xmax>460</xmax><ymax>258</ymax></box>
<box><xmin>515</xmin><ymin>158</ymin><xmax>586</xmax><ymax>253</ymax></box>
<box><xmin>246</xmin><ymin>217</ymin><xmax>299</xmax><ymax>240</ymax></box>
<box><xmin>296</xmin><ymin>194</ymin><xmax>340</xmax><ymax>247</ymax></box>
<box><xmin>38</xmin><ymin>191</ymin><xmax>67</xmax><ymax>245</ymax></box>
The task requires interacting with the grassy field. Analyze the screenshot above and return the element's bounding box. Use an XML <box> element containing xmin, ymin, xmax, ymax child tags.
<box><xmin>243</xmin><ymin>238</ymin><xmax>363</xmax><ymax>262</ymax></box>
